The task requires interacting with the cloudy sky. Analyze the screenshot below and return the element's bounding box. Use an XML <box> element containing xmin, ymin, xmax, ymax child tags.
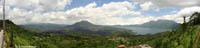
<box><xmin>0</xmin><ymin>0</ymin><xmax>200</xmax><ymax>25</ymax></box>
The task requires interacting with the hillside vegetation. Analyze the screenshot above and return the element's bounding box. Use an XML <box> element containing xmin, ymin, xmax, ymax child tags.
<box><xmin>2</xmin><ymin>12</ymin><xmax>200</xmax><ymax>48</ymax></box>
<box><xmin>143</xmin><ymin>12</ymin><xmax>200</xmax><ymax>48</ymax></box>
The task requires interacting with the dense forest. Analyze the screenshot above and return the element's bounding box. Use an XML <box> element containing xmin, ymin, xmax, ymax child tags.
<box><xmin>1</xmin><ymin>12</ymin><xmax>200</xmax><ymax>48</ymax></box>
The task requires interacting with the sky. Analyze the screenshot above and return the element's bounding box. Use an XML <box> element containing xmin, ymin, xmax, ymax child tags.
<box><xmin>0</xmin><ymin>0</ymin><xmax>200</xmax><ymax>25</ymax></box>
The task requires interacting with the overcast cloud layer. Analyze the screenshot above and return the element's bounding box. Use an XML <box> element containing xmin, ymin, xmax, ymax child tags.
<box><xmin>0</xmin><ymin>0</ymin><xmax>200</xmax><ymax>25</ymax></box>
<box><xmin>132</xmin><ymin>0</ymin><xmax>200</xmax><ymax>8</ymax></box>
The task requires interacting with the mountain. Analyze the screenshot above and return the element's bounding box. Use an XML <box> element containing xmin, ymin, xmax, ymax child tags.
<box><xmin>21</xmin><ymin>20</ymin><xmax>135</xmax><ymax>36</ymax></box>
<box><xmin>72</xmin><ymin>20</ymin><xmax>94</xmax><ymax>26</ymax></box>
<box><xmin>20</xmin><ymin>23</ymin><xmax>68</xmax><ymax>32</ymax></box>
<box><xmin>122</xmin><ymin>20</ymin><xmax>179</xmax><ymax>29</ymax></box>
<box><xmin>64</xmin><ymin>20</ymin><xmax>102</xmax><ymax>31</ymax></box>
<box><xmin>1</xmin><ymin>20</ymin><xmax>136</xmax><ymax>48</ymax></box>
<box><xmin>4</xmin><ymin>12</ymin><xmax>200</xmax><ymax>48</ymax></box>
<box><xmin>115</xmin><ymin>20</ymin><xmax>180</xmax><ymax>34</ymax></box>
<box><xmin>138</xmin><ymin>20</ymin><xmax>179</xmax><ymax>29</ymax></box>
<box><xmin>50</xmin><ymin>20</ymin><xmax>135</xmax><ymax>36</ymax></box>
<box><xmin>21</xmin><ymin>20</ymin><xmax>179</xmax><ymax>35</ymax></box>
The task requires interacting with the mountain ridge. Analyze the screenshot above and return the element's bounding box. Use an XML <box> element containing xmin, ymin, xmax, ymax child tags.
<box><xmin>49</xmin><ymin>20</ymin><xmax>135</xmax><ymax>36</ymax></box>
<box><xmin>20</xmin><ymin>19</ymin><xmax>179</xmax><ymax>35</ymax></box>
<box><xmin>118</xmin><ymin>20</ymin><xmax>179</xmax><ymax>29</ymax></box>
<box><xmin>113</xmin><ymin>20</ymin><xmax>180</xmax><ymax>34</ymax></box>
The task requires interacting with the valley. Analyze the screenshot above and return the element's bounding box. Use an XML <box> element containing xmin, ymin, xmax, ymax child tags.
<box><xmin>1</xmin><ymin>12</ymin><xmax>199</xmax><ymax>48</ymax></box>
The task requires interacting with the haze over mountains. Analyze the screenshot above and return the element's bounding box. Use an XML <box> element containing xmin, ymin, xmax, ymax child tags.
<box><xmin>2</xmin><ymin>0</ymin><xmax>200</xmax><ymax>48</ymax></box>
<box><xmin>21</xmin><ymin>20</ymin><xmax>134</xmax><ymax>36</ymax></box>
<box><xmin>20</xmin><ymin>23</ymin><xmax>68</xmax><ymax>32</ymax></box>
<box><xmin>20</xmin><ymin>19</ymin><xmax>179</xmax><ymax>35</ymax></box>
<box><xmin>3</xmin><ymin>12</ymin><xmax>200</xmax><ymax>48</ymax></box>
<box><xmin>115</xmin><ymin>20</ymin><xmax>180</xmax><ymax>34</ymax></box>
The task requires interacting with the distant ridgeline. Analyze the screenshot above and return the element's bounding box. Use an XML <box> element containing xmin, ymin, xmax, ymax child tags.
<box><xmin>123</xmin><ymin>20</ymin><xmax>179</xmax><ymax>29</ymax></box>
<box><xmin>21</xmin><ymin>20</ymin><xmax>180</xmax><ymax>35</ymax></box>
<box><xmin>114</xmin><ymin>20</ymin><xmax>180</xmax><ymax>34</ymax></box>
<box><xmin>21</xmin><ymin>20</ymin><xmax>136</xmax><ymax>36</ymax></box>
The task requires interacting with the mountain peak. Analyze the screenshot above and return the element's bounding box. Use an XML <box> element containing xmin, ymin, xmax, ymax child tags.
<box><xmin>73</xmin><ymin>20</ymin><xmax>94</xmax><ymax>26</ymax></box>
<box><xmin>141</xmin><ymin>19</ymin><xmax>179</xmax><ymax>29</ymax></box>
<box><xmin>144</xmin><ymin>20</ymin><xmax>177</xmax><ymax>25</ymax></box>
<box><xmin>79</xmin><ymin>20</ymin><xmax>91</xmax><ymax>23</ymax></box>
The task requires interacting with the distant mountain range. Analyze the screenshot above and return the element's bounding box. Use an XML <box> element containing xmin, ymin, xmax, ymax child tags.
<box><xmin>114</xmin><ymin>20</ymin><xmax>180</xmax><ymax>34</ymax></box>
<box><xmin>61</xmin><ymin>21</ymin><xmax>135</xmax><ymax>36</ymax></box>
<box><xmin>120</xmin><ymin>20</ymin><xmax>179</xmax><ymax>29</ymax></box>
<box><xmin>20</xmin><ymin>21</ymin><xmax>134</xmax><ymax>36</ymax></box>
<box><xmin>20</xmin><ymin>23</ymin><xmax>68</xmax><ymax>32</ymax></box>
<box><xmin>20</xmin><ymin>20</ymin><xmax>179</xmax><ymax>35</ymax></box>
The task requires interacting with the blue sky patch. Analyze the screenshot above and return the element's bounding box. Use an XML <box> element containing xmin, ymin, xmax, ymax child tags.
<box><xmin>64</xmin><ymin>0</ymin><xmax>127</xmax><ymax>10</ymax></box>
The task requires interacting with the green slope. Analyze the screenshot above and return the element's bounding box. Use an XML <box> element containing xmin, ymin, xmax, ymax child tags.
<box><xmin>3</xmin><ymin>12</ymin><xmax>200</xmax><ymax>48</ymax></box>
<box><xmin>140</xmin><ymin>12</ymin><xmax>200</xmax><ymax>48</ymax></box>
<box><xmin>3</xmin><ymin>20</ymin><xmax>135</xmax><ymax>48</ymax></box>
<box><xmin>0</xmin><ymin>20</ymin><xmax>37</xmax><ymax>47</ymax></box>
<box><xmin>143</xmin><ymin>25</ymin><xmax>200</xmax><ymax>48</ymax></box>
<box><xmin>7</xmin><ymin>20</ymin><xmax>200</xmax><ymax>48</ymax></box>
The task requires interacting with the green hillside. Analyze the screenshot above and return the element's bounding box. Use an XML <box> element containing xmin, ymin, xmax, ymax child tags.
<box><xmin>3</xmin><ymin>12</ymin><xmax>200</xmax><ymax>48</ymax></box>
<box><xmin>3</xmin><ymin>20</ymin><xmax>136</xmax><ymax>48</ymax></box>
<box><xmin>143</xmin><ymin>12</ymin><xmax>200</xmax><ymax>48</ymax></box>
<box><xmin>144</xmin><ymin>25</ymin><xmax>200</xmax><ymax>48</ymax></box>
<box><xmin>20</xmin><ymin>23</ymin><xmax>67</xmax><ymax>32</ymax></box>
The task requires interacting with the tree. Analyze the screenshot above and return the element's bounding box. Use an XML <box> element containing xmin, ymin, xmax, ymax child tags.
<box><xmin>189</xmin><ymin>12</ymin><xmax>200</xmax><ymax>25</ymax></box>
<box><xmin>183</xmin><ymin>16</ymin><xmax>187</xmax><ymax>32</ymax></box>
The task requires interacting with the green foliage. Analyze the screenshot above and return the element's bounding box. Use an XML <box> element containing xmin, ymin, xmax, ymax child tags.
<box><xmin>3</xmin><ymin>12</ymin><xmax>200</xmax><ymax>48</ymax></box>
<box><xmin>6</xmin><ymin>22</ymin><xmax>200</xmax><ymax>48</ymax></box>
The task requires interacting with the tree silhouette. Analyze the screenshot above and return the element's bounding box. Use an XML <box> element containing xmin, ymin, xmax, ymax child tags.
<box><xmin>183</xmin><ymin>16</ymin><xmax>186</xmax><ymax>32</ymax></box>
<box><xmin>189</xmin><ymin>12</ymin><xmax>200</xmax><ymax>26</ymax></box>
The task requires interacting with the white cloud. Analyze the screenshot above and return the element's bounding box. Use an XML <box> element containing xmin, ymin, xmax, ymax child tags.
<box><xmin>1</xmin><ymin>0</ymin><xmax>200</xmax><ymax>25</ymax></box>
<box><xmin>121</xmin><ymin>6</ymin><xmax>200</xmax><ymax>25</ymax></box>
<box><xmin>132</xmin><ymin>0</ymin><xmax>200</xmax><ymax>8</ymax></box>
<box><xmin>30</xmin><ymin>12</ymin><xmax>67</xmax><ymax>24</ymax></box>
<box><xmin>177</xmin><ymin>6</ymin><xmax>200</xmax><ymax>16</ymax></box>
<box><xmin>40</xmin><ymin>0</ymin><xmax>72</xmax><ymax>11</ymax></box>
<box><xmin>140</xmin><ymin>2</ymin><xmax>153</xmax><ymax>11</ymax></box>
<box><xmin>7</xmin><ymin>0</ymin><xmax>38</xmax><ymax>9</ymax></box>
<box><xmin>6</xmin><ymin>0</ymin><xmax>72</xmax><ymax>11</ymax></box>
<box><xmin>150</xmin><ymin>6</ymin><xmax>200</xmax><ymax>23</ymax></box>
<box><xmin>0</xmin><ymin>0</ymin><xmax>72</xmax><ymax>24</ymax></box>
<box><xmin>4</xmin><ymin>1</ymin><xmax>140</xmax><ymax>25</ymax></box>
<box><xmin>61</xmin><ymin>1</ymin><xmax>141</xmax><ymax>25</ymax></box>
